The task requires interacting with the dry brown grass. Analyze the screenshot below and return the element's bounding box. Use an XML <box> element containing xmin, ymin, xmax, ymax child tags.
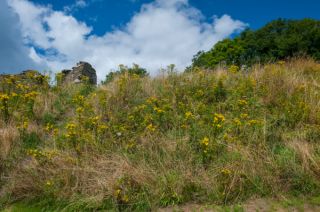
<box><xmin>0</xmin><ymin>125</ymin><xmax>19</xmax><ymax>161</ymax></box>
<box><xmin>33</xmin><ymin>92</ymin><xmax>57</xmax><ymax>120</ymax></box>
<box><xmin>287</xmin><ymin>139</ymin><xmax>320</xmax><ymax>175</ymax></box>
<box><xmin>3</xmin><ymin>151</ymin><xmax>155</xmax><ymax>202</ymax></box>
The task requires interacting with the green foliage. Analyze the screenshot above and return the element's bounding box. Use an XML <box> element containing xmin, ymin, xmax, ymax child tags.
<box><xmin>21</xmin><ymin>132</ymin><xmax>42</xmax><ymax>149</ymax></box>
<box><xmin>2</xmin><ymin>59</ymin><xmax>320</xmax><ymax>210</ymax></box>
<box><xmin>213</xmin><ymin>79</ymin><xmax>227</xmax><ymax>101</ymax></box>
<box><xmin>190</xmin><ymin>18</ymin><xmax>320</xmax><ymax>69</ymax></box>
<box><xmin>102</xmin><ymin>63</ymin><xmax>149</xmax><ymax>84</ymax></box>
<box><xmin>190</xmin><ymin>38</ymin><xmax>245</xmax><ymax>69</ymax></box>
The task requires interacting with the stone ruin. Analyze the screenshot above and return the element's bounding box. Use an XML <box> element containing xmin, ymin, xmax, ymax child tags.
<box><xmin>60</xmin><ymin>61</ymin><xmax>97</xmax><ymax>85</ymax></box>
<box><xmin>0</xmin><ymin>61</ymin><xmax>97</xmax><ymax>86</ymax></box>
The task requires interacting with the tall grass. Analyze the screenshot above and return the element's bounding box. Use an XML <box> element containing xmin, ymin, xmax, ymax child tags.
<box><xmin>1</xmin><ymin>59</ymin><xmax>320</xmax><ymax>211</ymax></box>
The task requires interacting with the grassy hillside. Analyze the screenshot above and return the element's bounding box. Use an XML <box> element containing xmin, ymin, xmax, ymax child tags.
<box><xmin>1</xmin><ymin>59</ymin><xmax>320</xmax><ymax>211</ymax></box>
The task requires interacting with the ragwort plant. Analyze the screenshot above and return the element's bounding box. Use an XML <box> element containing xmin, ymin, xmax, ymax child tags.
<box><xmin>1</xmin><ymin>59</ymin><xmax>320</xmax><ymax>211</ymax></box>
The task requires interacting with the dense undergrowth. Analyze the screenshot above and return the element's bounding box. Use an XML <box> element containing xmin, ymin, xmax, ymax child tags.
<box><xmin>1</xmin><ymin>59</ymin><xmax>320</xmax><ymax>211</ymax></box>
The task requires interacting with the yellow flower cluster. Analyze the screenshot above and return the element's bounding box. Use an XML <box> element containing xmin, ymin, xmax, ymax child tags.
<box><xmin>200</xmin><ymin>137</ymin><xmax>209</xmax><ymax>153</ymax></box>
<box><xmin>214</xmin><ymin>113</ymin><xmax>225</xmax><ymax>123</ymax></box>
<box><xmin>27</xmin><ymin>149</ymin><xmax>42</xmax><ymax>157</ymax></box>
<box><xmin>240</xmin><ymin>113</ymin><xmax>249</xmax><ymax>119</ymax></box>
<box><xmin>213</xmin><ymin>113</ymin><xmax>225</xmax><ymax>129</ymax></box>
<box><xmin>66</xmin><ymin>123</ymin><xmax>76</xmax><ymax>138</ymax></box>
<box><xmin>185</xmin><ymin>111</ymin><xmax>194</xmax><ymax>119</ymax></box>
<box><xmin>24</xmin><ymin>91</ymin><xmax>39</xmax><ymax>100</ymax></box>
<box><xmin>228</xmin><ymin>65</ymin><xmax>240</xmax><ymax>73</ymax></box>
<box><xmin>0</xmin><ymin>93</ymin><xmax>10</xmax><ymax>101</ymax></box>
<box><xmin>46</xmin><ymin>180</ymin><xmax>54</xmax><ymax>186</ymax></box>
<box><xmin>136</xmin><ymin>104</ymin><xmax>147</xmax><ymax>111</ymax></box>
<box><xmin>17</xmin><ymin>121</ymin><xmax>29</xmax><ymax>131</ymax></box>
<box><xmin>45</xmin><ymin>123</ymin><xmax>58</xmax><ymax>135</ymax></box>
<box><xmin>4</xmin><ymin>75</ymin><xmax>16</xmax><ymax>84</ymax></box>
<box><xmin>16</xmin><ymin>83</ymin><xmax>29</xmax><ymax>90</ymax></box>
<box><xmin>76</xmin><ymin>107</ymin><xmax>84</xmax><ymax>114</ymax></box>
<box><xmin>221</xmin><ymin>168</ymin><xmax>232</xmax><ymax>175</ymax></box>
<box><xmin>146</xmin><ymin>96</ymin><xmax>157</xmax><ymax>104</ymax></box>
<box><xmin>11</xmin><ymin>92</ymin><xmax>18</xmax><ymax>97</ymax></box>
<box><xmin>233</xmin><ymin>118</ymin><xmax>241</xmax><ymax>126</ymax></box>
<box><xmin>238</xmin><ymin>99</ymin><xmax>248</xmax><ymax>107</ymax></box>
<box><xmin>90</xmin><ymin>116</ymin><xmax>100</xmax><ymax>127</ymax></box>
<box><xmin>153</xmin><ymin>106</ymin><xmax>164</xmax><ymax>114</ymax></box>
<box><xmin>146</xmin><ymin>123</ymin><xmax>156</xmax><ymax>131</ymax></box>
<box><xmin>114</xmin><ymin>188</ymin><xmax>129</xmax><ymax>203</ymax></box>
<box><xmin>45</xmin><ymin>123</ymin><xmax>54</xmax><ymax>132</ymax></box>
<box><xmin>72</xmin><ymin>95</ymin><xmax>85</xmax><ymax>105</ymax></box>
<box><xmin>247</xmin><ymin>119</ymin><xmax>261</xmax><ymax>126</ymax></box>
<box><xmin>27</xmin><ymin>149</ymin><xmax>58</xmax><ymax>160</ymax></box>
<box><xmin>200</xmin><ymin>137</ymin><xmax>209</xmax><ymax>146</ymax></box>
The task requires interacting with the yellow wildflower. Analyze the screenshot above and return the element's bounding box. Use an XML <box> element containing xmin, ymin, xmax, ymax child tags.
<box><xmin>114</xmin><ymin>189</ymin><xmax>121</xmax><ymax>197</ymax></box>
<box><xmin>90</xmin><ymin>116</ymin><xmax>100</xmax><ymax>125</ymax></box>
<box><xmin>233</xmin><ymin>118</ymin><xmax>241</xmax><ymax>126</ymax></box>
<box><xmin>45</xmin><ymin>123</ymin><xmax>54</xmax><ymax>132</ymax></box>
<box><xmin>46</xmin><ymin>180</ymin><xmax>53</xmax><ymax>186</ymax></box>
<box><xmin>146</xmin><ymin>123</ymin><xmax>156</xmax><ymax>131</ymax></box>
<box><xmin>185</xmin><ymin>111</ymin><xmax>193</xmax><ymax>119</ymax></box>
<box><xmin>153</xmin><ymin>106</ymin><xmax>164</xmax><ymax>114</ymax></box>
<box><xmin>248</xmin><ymin>119</ymin><xmax>260</xmax><ymax>126</ymax></box>
<box><xmin>221</xmin><ymin>168</ymin><xmax>232</xmax><ymax>175</ymax></box>
<box><xmin>146</xmin><ymin>96</ymin><xmax>157</xmax><ymax>104</ymax></box>
<box><xmin>213</xmin><ymin>113</ymin><xmax>225</xmax><ymax>123</ymax></box>
<box><xmin>238</xmin><ymin>99</ymin><xmax>248</xmax><ymax>107</ymax></box>
<box><xmin>72</xmin><ymin>95</ymin><xmax>84</xmax><ymax>105</ymax></box>
<box><xmin>240</xmin><ymin>113</ymin><xmax>249</xmax><ymax>119</ymax></box>
<box><xmin>11</xmin><ymin>92</ymin><xmax>18</xmax><ymax>97</ymax></box>
<box><xmin>122</xmin><ymin>195</ymin><xmax>129</xmax><ymax>203</ymax></box>
<box><xmin>24</xmin><ymin>91</ymin><xmax>39</xmax><ymax>100</ymax></box>
<box><xmin>76</xmin><ymin>107</ymin><xmax>84</xmax><ymax>114</ymax></box>
<box><xmin>98</xmin><ymin>124</ymin><xmax>108</xmax><ymax>132</ymax></box>
<box><xmin>0</xmin><ymin>93</ymin><xmax>10</xmax><ymax>101</ymax></box>
<box><xmin>200</xmin><ymin>137</ymin><xmax>209</xmax><ymax>146</ymax></box>
<box><xmin>66</xmin><ymin>123</ymin><xmax>76</xmax><ymax>138</ymax></box>
<box><xmin>228</xmin><ymin>65</ymin><xmax>239</xmax><ymax>73</ymax></box>
<box><xmin>22</xmin><ymin>121</ymin><xmax>28</xmax><ymax>130</ymax></box>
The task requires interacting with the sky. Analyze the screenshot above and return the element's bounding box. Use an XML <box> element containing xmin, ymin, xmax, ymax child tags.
<box><xmin>1</xmin><ymin>0</ymin><xmax>320</xmax><ymax>81</ymax></box>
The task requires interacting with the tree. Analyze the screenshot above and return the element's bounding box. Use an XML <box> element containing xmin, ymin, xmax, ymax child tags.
<box><xmin>190</xmin><ymin>18</ymin><xmax>320</xmax><ymax>70</ymax></box>
<box><xmin>102</xmin><ymin>64</ymin><xmax>148</xmax><ymax>84</ymax></box>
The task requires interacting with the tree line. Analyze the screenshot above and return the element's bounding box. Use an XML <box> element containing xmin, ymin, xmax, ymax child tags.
<box><xmin>189</xmin><ymin>18</ymin><xmax>320</xmax><ymax>70</ymax></box>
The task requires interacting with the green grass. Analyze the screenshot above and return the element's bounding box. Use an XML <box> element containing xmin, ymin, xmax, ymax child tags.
<box><xmin>1</xmin><ymin>204</ymin><xmax>41</xmax><ymax>212</ymax></box>
<box><xmin>1</xmin><ymin>59</ymin><xmax>320</xmax><ymax>211</ymax></box>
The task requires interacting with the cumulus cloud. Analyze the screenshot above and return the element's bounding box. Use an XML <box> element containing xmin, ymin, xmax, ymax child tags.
<box><xmin>0</xmin><ymin>0</ymin><xmax>47</xmax><ymax>73</ymax></box>
<box><xmin>6</xmin><ymin>0</ymin><xmax>247</xmax><ymax>81</ymax></box>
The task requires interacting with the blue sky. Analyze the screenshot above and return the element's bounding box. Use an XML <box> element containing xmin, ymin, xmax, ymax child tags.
<box><xmin>1</xmin><ymin>0</ymin><xmax>319</xmax><ymax>80</ymax></box>
<box><xmin>31</xmin><ymin>0</ymin><xmax>320</xmax><ymax>34</ymax></box>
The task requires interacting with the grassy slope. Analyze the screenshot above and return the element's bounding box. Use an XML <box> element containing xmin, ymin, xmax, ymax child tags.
<box><xmin>1</xmin><ymin>59</ymin><xmax>320</xmax><ymax>211</ymax></box>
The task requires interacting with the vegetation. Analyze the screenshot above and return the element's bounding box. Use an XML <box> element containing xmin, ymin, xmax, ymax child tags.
<box><xmin>1</xmin><ymin>59</ymin><xmax>320</xmax><ymax>211</ymax></box>
<box><xmin>102</xmin><ymin>64</ymin><xmax>148</xmax><ymax>84</ymax></box>
<box><xmin>190</xmin><ymin>19</ymin><xmax>320</xmax><ymax>70</ymax></box>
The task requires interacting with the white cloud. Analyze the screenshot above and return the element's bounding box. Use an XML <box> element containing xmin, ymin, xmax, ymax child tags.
<box><xmin>6</xmin><ymin>0</ymin><xmax>247</xmax><ymax>81</ymax></box>
<box><xmin>64</xmin><ymin>0</ymin><xmax>88</xmax><ymax>13</ymax></box>
<box><xmin>0</xmin><ymin>0</ymin><xmax>47</xmax><ymax>73</ymax></box>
